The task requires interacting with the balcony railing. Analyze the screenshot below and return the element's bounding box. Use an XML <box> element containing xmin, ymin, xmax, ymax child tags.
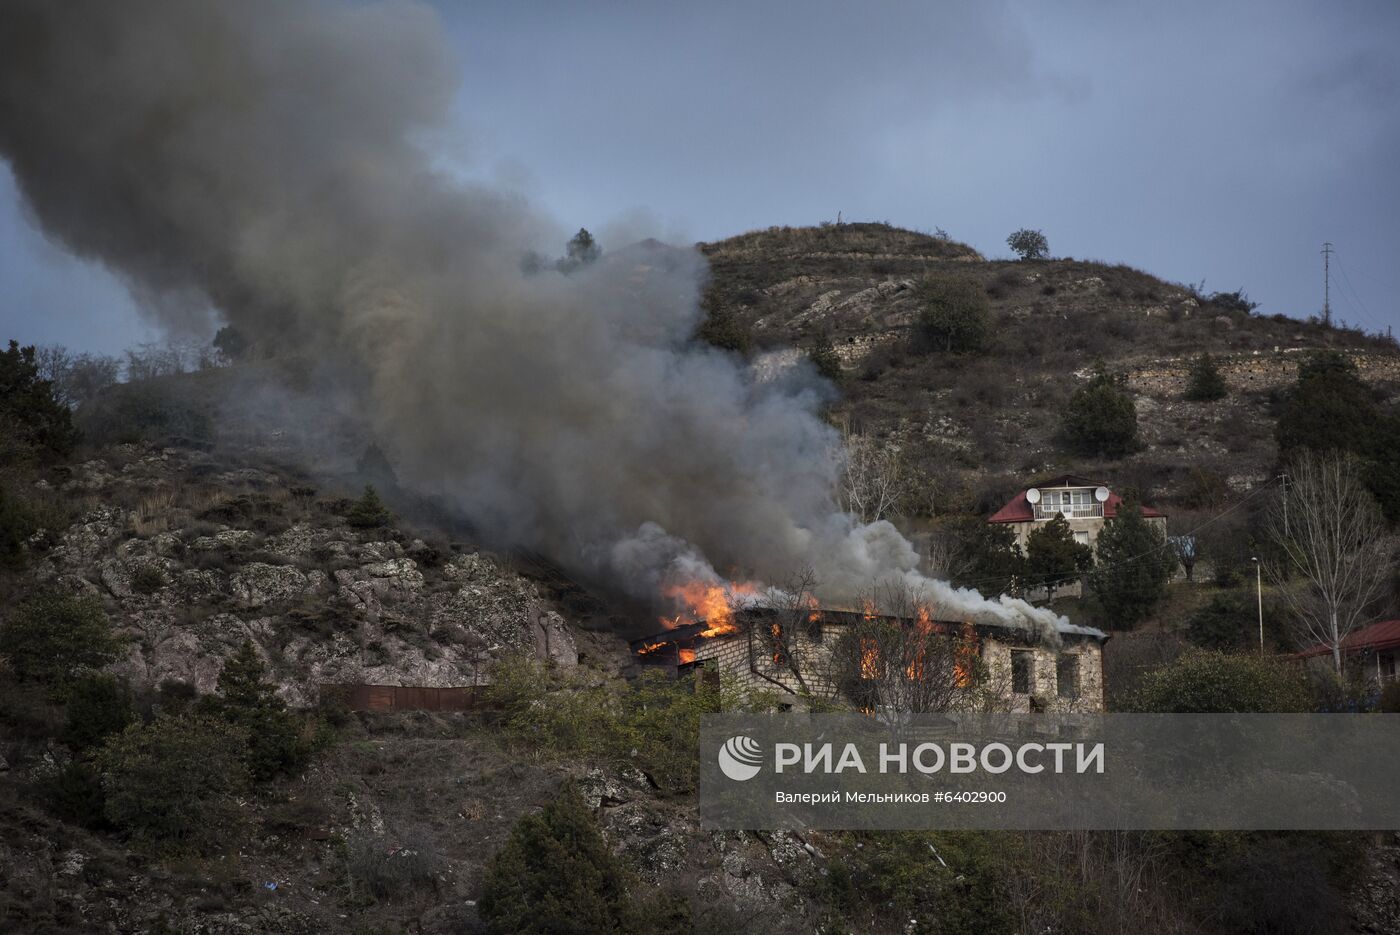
<box><xmin>1033</xmin><ymin>503</ymin><xmax>1103</xmax><ymax>521</ymax></box>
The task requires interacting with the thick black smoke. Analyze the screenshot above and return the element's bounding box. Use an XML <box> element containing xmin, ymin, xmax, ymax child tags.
<box><xmin>0</xmin><ymin>0</ymin><xmax>1067</xmax><ymax>633</ymax></box>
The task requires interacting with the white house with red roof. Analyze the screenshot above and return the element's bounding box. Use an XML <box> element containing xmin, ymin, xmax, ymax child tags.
<box><xmin>987</xmin><ymin>474</ymin><xmax>1167</xmax><ymax>554</ymax></box>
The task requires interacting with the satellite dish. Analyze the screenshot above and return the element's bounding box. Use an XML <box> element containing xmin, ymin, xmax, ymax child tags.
<box><xmin>1025</xmin><ymin>488</ymin><xmax>1041</xmax><ymax>504</ymax></box>
<box><xmin>1095</xmin><ymin>486</ymin><xmax>1110</xmax><ymax>503</ymax></box>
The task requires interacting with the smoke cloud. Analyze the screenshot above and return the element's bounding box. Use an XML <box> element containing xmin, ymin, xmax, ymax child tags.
<box><xmin>0</xmin><ymin>0</ymin><xmax>1068</xmax><ymax>635</ymax></box>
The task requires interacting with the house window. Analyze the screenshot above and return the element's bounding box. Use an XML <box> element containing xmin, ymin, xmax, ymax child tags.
<box><xmin>1073</xmin><ymin>531</ymin><xmax>1090</xmax><ymax>546</ymax></box>
<box><xmin>1011</xmin><ymin>650</ymin><xmax>1034</xmax><ymax>694</ymax></box>
<box><xmin>1057</xmin><ymin>654</ymin><xmax>1080</xmax><ymax>698</ymax></box>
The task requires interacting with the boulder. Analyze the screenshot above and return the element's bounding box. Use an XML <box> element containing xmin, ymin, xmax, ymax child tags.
<box><xmin>231</xmin><ymin>563</ymin><xmax>310</xmax><ymax>608</ymax></box>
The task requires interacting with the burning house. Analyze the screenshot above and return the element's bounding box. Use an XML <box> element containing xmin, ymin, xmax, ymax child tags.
<box><xmin>631</xmin><ymin>585</ymin><xmax>1107</xmax><ymax>713</ymax></box>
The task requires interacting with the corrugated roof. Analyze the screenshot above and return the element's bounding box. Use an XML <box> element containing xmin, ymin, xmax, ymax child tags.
<box><xmin>1295</xmin><ymin>619</ymin><xmax>1400</xmax><ymax>659</ymax></box>
<box><xmin>987</xmin><ymin>479</ymin><xmax>1165</xmax><ymax>524</ymax></box>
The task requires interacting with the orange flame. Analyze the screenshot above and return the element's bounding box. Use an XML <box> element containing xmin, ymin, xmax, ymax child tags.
<box><xmin>679</xmin><ymin>648</ymin><xmax>696</xmax><ymax>664</ymax></box>
<box><xmin>660</xmin><ymin>579</ymin><xmax>760</xmax><ymax>637</ymax></box>
<box><xmin>859</xmin><ymin>637</ymin><xmax>880</xmax><ymax>679</ymax></box>
<box><xmin>954</xmin><ymin>621</ymin><xmax>979</xmax><ymax>688</ymax></box>
<box><xmin>905</xmin><ymin>605</ymin><xmax>936</xmax><ymax>679</ymax></box>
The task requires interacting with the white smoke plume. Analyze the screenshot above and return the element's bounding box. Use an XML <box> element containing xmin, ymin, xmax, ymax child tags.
<box><xmin>0</xmin><ymin>0</ymin><xmax>1068</xmax><ymax>636</ymax></box>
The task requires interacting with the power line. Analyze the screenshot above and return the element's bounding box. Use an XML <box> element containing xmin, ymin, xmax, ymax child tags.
<box><xmin>1332</xmin><ymin>252</ymin><xmax>1383</xmax><ymax>334</ymax></box>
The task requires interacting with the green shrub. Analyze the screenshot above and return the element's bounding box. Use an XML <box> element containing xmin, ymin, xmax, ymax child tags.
<box><xmin>0</xmin><ymin>481</ymin><xmax>34</xmax><ymax>568</ymax></box>
<box><xmin>75</xmin><ymin>378</ymin><xmax>212</xmax><ymax>446</ymax></box>
<box><xmin>1184</xmin><ymin>352</ymin><xmax>1227</xmax><ymax>401</ymax></box>
<box><xmin>345</xmin><ymin>485</ymin><xmax>393</xmax><ymax>529</ymax></box>
<box><xmin>97</xmin><ymin>714</ymin><xmax>250</xmax><ymax>854</ymax></box>
<box><xmin>488</xmin><ymin>657</ymin><xmax>735</xmax><ymax>795</ymax></box>
<box><xmin>0</xmin><ymin>593</ymin><xmax>121</xmax><ymax>693</ymax></box>
<box><xmin>1126</xmin><ymin>650</ymin><xmax>1314</xmax><ymax>713</ymax></box>
<box><xmin>810</xmin><ymin>832</ymin><xmax>1019</xmax><ymax>934</ymax></box>
<box><xmin>615</xmin><ymin>670</ymin><xmax>721</xmax><ymax>794</ymax></box>
<box><xmin>1006</xmin><ymin>228</ymin><xmax>1049</xmax><ymax>261</ymax></box>
<box><xmin>1161</xmin><ymin>832</ymin><xmax>1357</xmax><ymax>935</ymax></box>
<box><xmin>344</xmin><ymin>828</ymin><xmax>441</xmax><ymax>905</ymax></box>
<box><xmin>0</xmin><ymin>339</ymin><xmax>80</xmax><ymax>461</ymax></box>
<box><xmin>1209</xmin><ymin>288</ymin><xmax>1259</xmax><ymax>315</ymax></box>
<box><xmin>479</xmin><ymin>782</ymin><xmax>684</xmax><ymax>935</ymax></box>
<box><xmin>695</xmin><ymin>304</ymin><xmax>751</xmax><ymax>354</ymax></box>
<box><xmin>1061</xmin><ymin>366</ymin><xmax>1139</xmax><ymax>458</ymax></box>
<box><xmin>1187</xmin><ymin>595</ymin><xmax>1252</xmax><ymax>650</ymax></box>
<box><xmin>212</xmin><ymin>325</ymin><xmax>249</xmax><ymax>362</ymax></box>
<box><xmin>808</xmin><ymin>332</ymin><xmax>843</xmax><ymax>381</ymax></box>
<box><xmin>130</xmin><ymin>563</ymin><xmax>167</xmax><ymax>595</ymax></box>
<box><xmin>1380</xmin><ymin>680</ymin><xmax>1400</xmax><ymax>714</ymax></box>
<box><xmin>197</xmin><ymin>640</ymin><xmax>309</xmax><ymax>781</ymax></box>
<box><xmin>37</xmin><ymin>758</ymin><xmax>109</xmax><ymax>829</ymax></box>
<box><xmin>61</xmin><ymin>673</ymin><xmax>135</xmax><ymax>752</ymax></box>
<box><xmin>487</xmin><ymin>655</ymin><xmax>620</xmax><ymax>758</ymax></box>
<box><xmin>914</xmin><ymin>278</ymin><xmax>990</xmax><ymax>354</ymax></box>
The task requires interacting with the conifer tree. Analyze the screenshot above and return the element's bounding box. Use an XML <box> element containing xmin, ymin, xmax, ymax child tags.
<box><xmin>480</xmin><ymin>782</ymin><xmax>684</xmax><ymax>934</ymax></box>
<box><xmin>346</xmin><ymin>484</ymin><xmax>392</xmax><ymax>528</ymax></box>
<box><xmin>1087</xmin><ymin>500</ymin><xmax>1176</xmax><ymax>629</ymax></box>
<box><xmin>198</xmin><ymin>640</ymin><xmax>307</xmax><ymax>781</ymax></box>
<box><xmin>1025</xmin><ymin>514</ymin><xmax>1092</xmax><ymax>600</ymax></box>
<box><xmin>1184</xmin><ymin>352</ymin><xmax>1227</xmax><ymax>401</ymax></box>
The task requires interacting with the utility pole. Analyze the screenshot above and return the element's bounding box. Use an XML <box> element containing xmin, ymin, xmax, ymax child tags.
<box><xmin>1321</xmin><ymin>242</ymin><xmax>1334</xmax><ymax>327</ymax></box>
<box><xmin>1252</xmin><ymin>557</ymin><xmax>1264</xmax><ymax>654</ymax></box>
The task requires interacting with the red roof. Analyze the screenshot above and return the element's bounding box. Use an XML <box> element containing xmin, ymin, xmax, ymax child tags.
<box><xmin>1295</xmin><ymin>619</ymin><xmax>1400</xmax><ymax>659</ymax></box>
<box><xmin>987</xmin><ymin>476</ymin><xmax>1165</xmax><ymax>524</ymax></box>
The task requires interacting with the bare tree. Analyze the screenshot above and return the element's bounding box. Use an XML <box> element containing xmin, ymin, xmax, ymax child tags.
<box><xmin>1266</xmin><ymin>451</ymin><xmax>1390</xmax><ymax>673</ymax></box>
<box><xmin>752</xmin><ymin>568</ymin><xmax>824</xmax><ymax>696</ymax></box>
<box><xmin>123</xmin><ymin>340</ymin><xmax>218</xmax><ymax>382</ymax></box>
<box><xmin>35</xmin><ymin>345</ymin><xmax>122</xmax><ymax>408</ymax></box>
<box><xmin>822</xmin><ymin>578</ymin><xmax>986</xmax><ymax>722</ymax></box>
<box><xmin>839</xmin><ymin>429</ymin><xmax>906</xmax><ymax>523</ymax></box>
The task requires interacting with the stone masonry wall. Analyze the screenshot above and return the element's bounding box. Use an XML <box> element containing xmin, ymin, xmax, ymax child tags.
<box><xmin>1127</xmin><ymin>348</ymin><xmax>1400</xmax><ymax>398</ymax></box>
<box><xmin>694</xmin><ymin>622</ymin><xmax>1105</xmax><ymax>712</ymax></box>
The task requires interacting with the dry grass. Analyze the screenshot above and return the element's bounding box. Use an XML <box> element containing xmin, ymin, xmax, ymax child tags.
<box><xmin>130</xmin><ymin>490</ymin><xmax>178</xmax><ymax>536</ymax></box>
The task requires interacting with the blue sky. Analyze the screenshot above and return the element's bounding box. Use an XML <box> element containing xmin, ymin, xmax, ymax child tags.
<box><xmin>2</xmin><ymin>0</ymin><xmax>1397</xmax><ymax>354</ymax></box>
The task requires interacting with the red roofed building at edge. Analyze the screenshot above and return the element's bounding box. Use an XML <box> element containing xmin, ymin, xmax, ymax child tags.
<box><xmin>1296</xmin><ymin>619</ymin><xmax>1400</xmax><ymax>685</ymax></box>
<box><xmin>987</xmin><ymin>474</ymin><xmax>1167</xmax><ymax>555</ymax></box>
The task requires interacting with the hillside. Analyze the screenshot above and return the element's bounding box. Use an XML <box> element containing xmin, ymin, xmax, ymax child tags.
<box><xmin>5</xmin><ymin>223</ymin><xmax>1400</xmax><ymax>933</ymax></box>
<box><xmin>699</xmin><ymin>222</ymin><xmax>1400</xmax><ymax>517</ymax></box>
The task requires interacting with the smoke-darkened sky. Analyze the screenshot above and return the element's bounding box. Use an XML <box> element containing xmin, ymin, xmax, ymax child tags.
<box><xmin>2</xmin><ymin>0</ymin><xmax>1398</xmax><ymax>353</ymax></box>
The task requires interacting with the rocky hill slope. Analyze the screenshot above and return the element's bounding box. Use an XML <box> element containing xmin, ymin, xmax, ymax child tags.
<box><xmin>28</xmin><ymin>447</ymin><xmax>588</xmax><ymax>706</ymax></box>
<box><xmin>1</xmin><ymin>442</ymin><xmax>830</xmax><ymax>932</ymax></box>
<box><xmin>700</xmin><ymin>223</ymin><xmax>1400</xmax><ymax>515</ymax></box>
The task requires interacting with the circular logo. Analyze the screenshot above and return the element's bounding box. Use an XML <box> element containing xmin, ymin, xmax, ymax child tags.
<box><xmin>717</xmin><ymin>735</ymin><xmax>764</xmax><ymax>781</ymax></box>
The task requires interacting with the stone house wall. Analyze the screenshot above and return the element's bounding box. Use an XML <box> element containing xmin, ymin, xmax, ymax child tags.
<box><xmin>692</xmin><ymin>621</ymin><xmax>1105</xmax><ymax>713</ymax></box>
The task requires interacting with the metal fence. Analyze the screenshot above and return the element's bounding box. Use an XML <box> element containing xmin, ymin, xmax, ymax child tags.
<box><xmin>1032</xmin><ymin>503</ymin><xmax>1103</xmax><ymax>520</ymax></box>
